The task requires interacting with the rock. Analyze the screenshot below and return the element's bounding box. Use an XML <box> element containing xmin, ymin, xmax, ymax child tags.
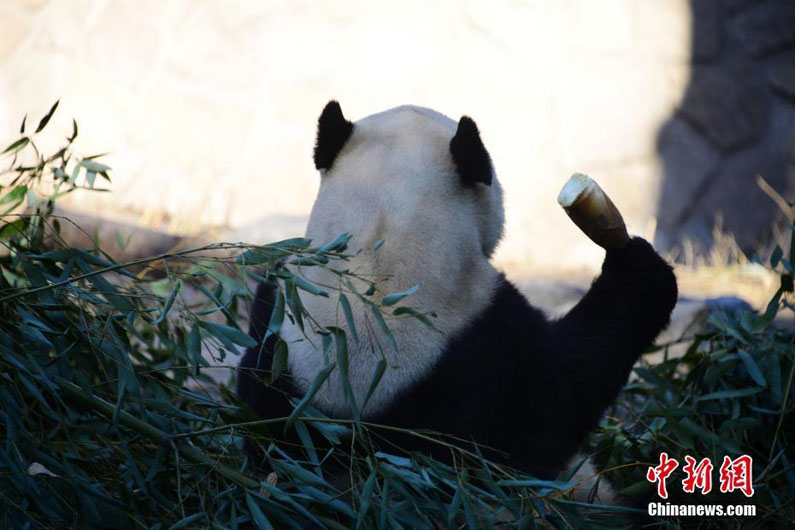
<box><xmin>767</xmin><ymin>51</ymin><xmax>795</xmax><ymax>101</ymax></box>
<box><xmin>730</xmin><ymin>1</ymin><xmax>795</xmax><ymax>57</ymax></box>
<box><xmin>51</xmin><ymin>206</ymin><xmax>189</xmax><ymax>266</ymax></box>
<box><xmin>677</xmin><ymin>66</ymin><xmax>767</xmax><ymax>151</ymax></box>
<box><xmin>648</xmin><ymin>295</ymin><xmax>756</xmax><ymax>362</ymax></box>
<box><xmin>724</xmin><ymin>0</ymin><xmax>758</xmax><ymax>14</ymax></box>
<box><xmin>691</xmin><ymin>129</ymin><xmax>790</xmax><ymax>252</ymax></box>
<box><xmin>658</xmin><ymin>96</ymin><xmax>795</xmax><ymax>256</ymax></box>
<box><xmin>705</xmin><ymin>295</ymin><xmax>754</xmax><ymax>315</ymax></box>
<box><xmin>691</xmin><ymin>0</ymin><xmax>722</xmax><ymax>62</ymax></box>
<box><xmin>656</xmin><ymin>117</ymin><xmax>721</xmax><ymax>230</ymax></box>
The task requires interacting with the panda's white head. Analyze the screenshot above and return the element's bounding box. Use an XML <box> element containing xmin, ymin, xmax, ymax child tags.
<box><xmin>283</xmin><ymin>101</ymin><xmax>504</xmax><ymax>417</ymax></box>
<box><xmin>309</xmin><ymin>101</ymin><xmax>504</xmax><ymax>265</ymax></box>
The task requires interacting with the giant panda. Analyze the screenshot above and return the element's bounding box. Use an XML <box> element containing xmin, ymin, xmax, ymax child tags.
<box><xmin>237</xmin><ymin>101</ymin><xmax>678</xmax><ymax>480</ymax></box>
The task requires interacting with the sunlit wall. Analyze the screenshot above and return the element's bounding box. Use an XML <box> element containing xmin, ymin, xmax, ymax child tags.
<box><xmin>0</xmin><ymin>0</ymin><xmax>695</xmax><ymax>273</ymax></box>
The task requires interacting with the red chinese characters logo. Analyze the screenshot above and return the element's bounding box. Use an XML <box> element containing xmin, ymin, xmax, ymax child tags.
<box><xmin>646</xmin><ymin>452</ymin><xmax>679</xmax><ymax>499</ymax></box>
<box><xmin>719</xmin><ymin>455</ymin><xmax>755</xmax><ymax>498</ymax></box>
<box><xmin>646</xmin><ymin>454</ymin><xmax>754</xmax><ymax>498</ymax></box>
<box><xmin>682</xmin><ymin>455</ymin><xmax>713</xmax><ymax>494</ymax></box>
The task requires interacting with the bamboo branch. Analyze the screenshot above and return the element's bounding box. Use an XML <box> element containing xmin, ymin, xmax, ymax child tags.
<box><xmin>53</xmin><ymin>375</ymin><xmax>260</xmax><ymax>489</ymax></box>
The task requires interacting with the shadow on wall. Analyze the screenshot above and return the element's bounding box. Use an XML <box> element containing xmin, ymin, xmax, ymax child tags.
<box><xmin>654</xmin><ymin>0</ymin><xmax>795</xmax><ymax>260</ymax></box>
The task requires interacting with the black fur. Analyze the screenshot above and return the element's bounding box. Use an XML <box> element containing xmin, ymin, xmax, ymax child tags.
<box><xmin>449</xmin><ymin>116</ymin><xmax>493</xmax><ymax>187</ymax></box>
<box><xmin>313</xmin><ymin>101</ymin><xmax>354</xmax><ymax>171</ymax></box>
<box><xmin>238</xmin><ymin>237</ymin><xmax>677</xmax><ymax>478</ymax></box>
<box><xmin>236</xmin><ymin>279</ymin><xmax>313</xmax><ymax>463</ymax></box>
<box><xmin>237</xmin><ymin>282</ymin><xmax>296</xmax><ymax>423</ymax></box>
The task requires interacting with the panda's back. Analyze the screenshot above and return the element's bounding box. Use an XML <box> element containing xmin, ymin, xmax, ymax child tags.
<box><xmin>240</xmin><ymin>274</ymin><xmax>577</xmax><ymax>478</ymax></box>
<box><xmin>369</xmin><ymin>275</ymin><xmax>577</xmax><ymax>477</ymax></box>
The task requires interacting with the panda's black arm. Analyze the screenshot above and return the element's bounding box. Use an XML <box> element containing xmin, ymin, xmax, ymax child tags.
<box><xmin>550</xmin><ymin>237</ymin><xmax>677</xmax><ymax>437</ymax></box>
<box><xmin>237</xmin><ymin>281</ymin><xmax>295</xmax><ymax>425</ymax></box>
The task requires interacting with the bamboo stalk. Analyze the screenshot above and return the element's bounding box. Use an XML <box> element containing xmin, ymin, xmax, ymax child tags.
<box><xmin>557</xmin><ymin>173</ymin><xmax>630</xmax><ymax>250</ymax></box>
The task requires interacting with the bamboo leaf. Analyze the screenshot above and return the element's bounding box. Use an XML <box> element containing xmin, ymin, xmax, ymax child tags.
<box><xmin>271</xmin><ymin>339</ymin><xmax>288</xmax><ymax>382</ymax></box>
<box><xmin>245</xmin><ymin>493</ymin><xmax>275</xmax><ymax>530</ymax></box>
<box><xmin>198</xmin><ymin>321</ymin><xmax>257</xmax><ymax>349</ymax></box>
<box><xmin>696</xmin><ymin>387</ymin><xmax>765</xmax><ymax>402</ymax></box>
<box><xmin>153</xmin><ymin>280</ymin><xmax>181</xmax><ymax>326</ymax></box>
<box><xmin>317</xmin><ymin>232</ymin><xmax>351</xmax><ymax>253</ymax></box>
<box><xmin>331</xmin><ymin>326</ymin><xmax>359</xmax><ymax>421</ymax></box>
<box><xmin>80</xmin><ymin>159</ymin><xmax>111</xmax><ymax>172</ymax></box>
<box><xmin>293</xmin><ymin>275</ymin><xmax>329</xmax><ymax>298</ymax></box>
<box><xmin>69</xmin><ymin>118</ymin><xmax>78</xmax><ymax>142</ymax></box>
<box><xmin>393</xmin><ymin>306</ymin><xmax>438</xmax><ymax>330</ymax></box>
<box><xmin>369</xmin><ymin>305</ymin><xmax>398</xmax><ymax>352</ymax></box>
<box><xmin>382</xmin><ymin>284</ymin><xmax>419</xmax><ymax>306</ymax></box>
<box><xmin>0</xmin><ymin>186</ymin><xmax>28</xmax><ymax>215</ymax></box>
<box><xmin>361</xmin><ymin>359</ymin><xmax>386</xmax><ymax>414</ymax></box>
<box><xmin>285</xmin><ymin>362</ymin><xmax>336</xmax><ymax>431</ymax></box>
<box><xmin>771</xmin><ymin>245</ymin><xmax>783</xmax><ymax>268</ymax></box>
<box><xmin>2</xmin><ymin>137</ymin><xmax>29</xmax><ymax>154</ymax></box>
<box><xmin>737</xmin><ymin>349</ymin><xmax>767</xmax><ymax>387</ymax></box>
<box><xmin>35</xmin><ymin>100</ymin><xmax>59</xmax><ymax>133</ymax></box>
<box><xmin>338</xmin><ymin>293</ymin><xmax>359</xmax><ymax>342</ymax></box>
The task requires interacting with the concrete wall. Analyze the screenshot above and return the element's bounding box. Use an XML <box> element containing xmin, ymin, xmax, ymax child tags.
<box><xmin>1</xmin><ymin>0</ymin><xmax>791</xmax><ymax>274</ymax></box>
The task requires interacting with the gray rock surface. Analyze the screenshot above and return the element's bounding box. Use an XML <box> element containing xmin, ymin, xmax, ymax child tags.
<box><xmin>731</xmin><ymin>2</ymin><xmax>795</xmax><ymax>57</ymax></box>
<box><xmin>767</xmin><ymin>52</ymin><xmax>795</xmax><ymax>101</ymax></box>
<box><xmin>656</xmin><ymin>117</ymin><xmax>721</xmax><ymax>235</ymax></box>
<box><xmin>655</xmin><ymin>0</ymin><xmax>795</xmax><ymax>257</ymax></box>
<box><xmin>677</xmin><ymin>66</ymin><xmax>767</xmax><ymax>151</ymax></box>
<box><xmin>691</xmin><ymin>0</ymin><xmax>722</xmax><ymax>62</ymax></box>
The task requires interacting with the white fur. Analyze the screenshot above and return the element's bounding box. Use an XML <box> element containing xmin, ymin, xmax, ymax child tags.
<box><xmin>569</xmin><ymin>455</ymin><xmax>618</xmax><ymax>505</ymax></box>
<box><xmin>281</xmin><ymin>106</ymin><xmax>504</xmax><ymax>417</ymax></box>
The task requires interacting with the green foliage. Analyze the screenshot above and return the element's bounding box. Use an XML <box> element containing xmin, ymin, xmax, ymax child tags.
<box><xmin>588</xmin><ymin>210</ymin><xmax>795</xmax><ymax>528</ymax></box>
<box><xmin>1</xmin><ymin>103</ymin><xmax>794</xmax><ymax>529</ymax></box>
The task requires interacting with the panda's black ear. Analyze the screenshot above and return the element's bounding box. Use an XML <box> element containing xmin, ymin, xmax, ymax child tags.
<box><xmin>313</xmin><ymin>100</ymin><xmax>354</xmax><ymax>171</ymax></box>
<box><xmin>450</xmin><ymin>116</ymin><xmax>493</xmax><ymax>187</ymax></box>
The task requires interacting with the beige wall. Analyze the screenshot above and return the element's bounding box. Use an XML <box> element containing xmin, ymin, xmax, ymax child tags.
<box><xmin>0</xmin><ymin>0</ymin><xmax>693</xmax><ymax>272</ymax></box>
